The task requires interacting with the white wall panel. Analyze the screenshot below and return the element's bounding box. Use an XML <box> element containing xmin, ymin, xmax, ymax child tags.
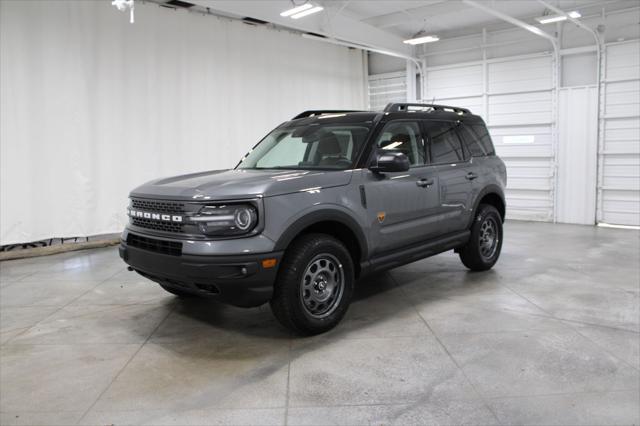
<box><xmin>599</xmin><ymin>40</ymin><xmax>640</xmax><ymax>225</ymax></box>
<box><xmin>489</xmin><ymin>56</ymin><xmax>555</xmax><ymax>221</ymax></box>
<box><xmin>426</xmin><ymin>64</ymin><xmax>483</xmax><ymax>99</ymax></box>
<box><xmin>368</xmin><ymin>71</ymin><xmax>407</xmax><ymax>111</ymax></box>
<box><xmin>557</xmin><ymin>86</ymin><xmax>598</xmax><ymax>225</ymax></box>
<box><xmin>488</xmin><ymin>56</ymin><xmax>552</xmax><ymax>94</ymax></box>
<box><xmin>488</xmin><ymin>92</ymin><xmax>553</xmax><ymax>126</ymax></box>
<box><xmin>0</xmin><ymin>1</ymin><xmax>366</xmax><ymax>245</ymax></box>
<box><xmin>490</xmin><ymin>123</ymin><xmax>554</xmax><ymax>221</ymax></box>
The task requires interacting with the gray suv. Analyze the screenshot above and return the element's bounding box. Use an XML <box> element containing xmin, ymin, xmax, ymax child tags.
<box><xmin>120</xmin><ymin>103</ymin><xmax>507</xmax><ymax>335</ymax></box>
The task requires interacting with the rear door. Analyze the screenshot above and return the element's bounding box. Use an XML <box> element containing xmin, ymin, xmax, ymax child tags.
<box><xmin>456</xmin><ymin>122</ymin><xmax>494</xmax><ymax>221</ymax></box>
<box><xmin>363</xmin><ymin>120</ymin><xmax>442</xmax><ymax>254</ymax></box>
<box><xmin>423</xmin><ymin>120</ymin><xmax>474</xmax><ymax>233</ymax></box>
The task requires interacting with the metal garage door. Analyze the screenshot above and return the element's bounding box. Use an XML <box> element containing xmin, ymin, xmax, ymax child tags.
<box><xmin>599</xmin><ymin>40</ymin><xmax>640</xmax><ymax>226</ymax></box>
<box><xmin>426</xmin><ymin>54</ymin><xmax>556</xmax><ymax>221</ymax></box>
<box><xmin>368</xmin><ymin>71</ymin><xmax>407</xmax><ymax>111</ymax></box>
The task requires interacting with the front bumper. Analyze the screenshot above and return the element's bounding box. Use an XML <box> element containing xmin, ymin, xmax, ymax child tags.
<box><xmin>119</xmin><ymin>242</ymin><xmax>283</xmax><ymax>307</ymax></box>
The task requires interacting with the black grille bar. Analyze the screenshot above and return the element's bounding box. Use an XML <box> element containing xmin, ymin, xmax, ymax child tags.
<box><xmin>131</xmin><ymin>198</ymin><xmax>185</xmax><ymax>214</ymax></box>
<box><xmin>131</xmin><ymin>217</ymin><xmax>184</xmax><ymax>233</ymax></box>
<box><xmin>127</xmin><ymin>234</ymin><xmax>182</xmax><ymax>256</ymax></box>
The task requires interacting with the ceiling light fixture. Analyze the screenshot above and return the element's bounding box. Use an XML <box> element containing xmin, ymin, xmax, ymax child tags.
<box><xmin>291</xmin><ymin>5</ymin><xmax>324</xmax><ymax>19</ymax></box>
<box><xmin>403</xmin><ymin>35</ymin><xmax>439</xmax><ymax>45</ymax></box>
<box><xmin>280</xmin><ymin>3</ymin><xmax>313</xmax><ymax>17</ymax></box>
<box><xmin>535</xmin><ymin>10</ymin><xmax>581</xmax><ymax>24</ymax></box>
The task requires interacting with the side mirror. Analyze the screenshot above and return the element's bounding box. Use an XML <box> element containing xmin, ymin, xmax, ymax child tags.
<box><xmin>369</xmin><ymin>151</ymin><xmax>410</xmax><ymax>174</ymax></box>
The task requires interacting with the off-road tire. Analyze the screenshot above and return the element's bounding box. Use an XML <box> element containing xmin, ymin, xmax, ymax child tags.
<box><xmin>459</xmin><ymin>204</ymin><xmax>503</xmax><ymax>271</ymax></box>
<box><xmin>270</xmin><ymin>233</ymin><xmax>355</xmax><ymax>335</ymax></box>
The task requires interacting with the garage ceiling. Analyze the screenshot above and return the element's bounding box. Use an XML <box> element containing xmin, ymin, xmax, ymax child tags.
<box><xmin>168</xmin><ymin>0</ymin><xmax>638</xmax><ymax>54</ymax></box>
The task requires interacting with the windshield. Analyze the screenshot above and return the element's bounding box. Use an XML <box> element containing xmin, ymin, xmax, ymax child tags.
<box><xmin>236</xmin><ymin>123</ymin><xmax>372</xmax><ymax>170</ymax></box>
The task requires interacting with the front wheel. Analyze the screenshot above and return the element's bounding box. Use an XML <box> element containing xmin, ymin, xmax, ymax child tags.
<box><xmin>270</xmin><ymin>233</ymin><xmax>354</xmax><ymax>335</ymax></box>
<box><xmin>459</xmin><ymin>204</ymin><xmax>503</xmax><ymax>271</ymax></box>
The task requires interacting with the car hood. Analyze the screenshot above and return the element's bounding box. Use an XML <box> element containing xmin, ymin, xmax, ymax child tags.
<box><xmin>129</xmin><ymin>168</ymin><xmax>354</xmax><ymax>201</ymax></box>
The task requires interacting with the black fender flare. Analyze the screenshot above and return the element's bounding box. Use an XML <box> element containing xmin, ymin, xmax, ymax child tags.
<box><xmin>468</xmin><ymin>185</ymin><xmax>506</xmax><ymax>227</ymax></box>
<box><xmin>273</xmin><ymin>209</ymin><xmax>369</xmax><ymax>261</ymax></box>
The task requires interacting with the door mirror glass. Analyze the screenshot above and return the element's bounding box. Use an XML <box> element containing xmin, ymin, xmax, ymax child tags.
<box><xmin>369</xmin><ymin>151</ymin><xmax>410</xmax><ymax>174</ymax></box>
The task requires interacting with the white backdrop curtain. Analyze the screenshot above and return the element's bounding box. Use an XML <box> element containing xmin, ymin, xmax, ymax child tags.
<box><xmin>0</xmin><ymin>0</ymin><xmax>366</xmax><ymax>245</ymax></box>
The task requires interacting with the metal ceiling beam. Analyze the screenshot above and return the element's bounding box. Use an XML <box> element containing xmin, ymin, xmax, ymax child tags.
<box><xmin>536</xmin><ymin>0</ymin><xmax>601</xmax><ymax>47</ymax></box>
<box><xmin>360</xmin><ymin>1</ymin><xmax>456</xmax><ymax>29</ymax></box>
<box><xmin>189</xmin><ymin>0</ymin><xmax>413</xmax><ymax>57</ymax></box>
<box><xmin>462</xmin><ymin>0</ymin><xmax>558</xmax><ymax>49</ymax></box>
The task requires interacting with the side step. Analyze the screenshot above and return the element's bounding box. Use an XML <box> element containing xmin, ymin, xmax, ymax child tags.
<box><xmin>360</xmin><ymin>230</ymin><xmax>470</xmax><ymax>275</ymax></box>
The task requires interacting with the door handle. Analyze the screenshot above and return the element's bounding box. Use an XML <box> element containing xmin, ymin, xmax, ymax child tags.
<box><xmin>416</xmin><ymin>178</ymin><xmax>434</xmax><ymax>188</ymax></box>
<box><xmin>466</xmin><ymin>172</ymin><xmax>478</xmax><ymax>181</ymax></box>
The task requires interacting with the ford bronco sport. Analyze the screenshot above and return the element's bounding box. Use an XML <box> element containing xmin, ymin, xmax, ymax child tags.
<box><xmin>120</xmin><ymin>103</ymin><xmax>507</xmax><ymax>335</ymax></box>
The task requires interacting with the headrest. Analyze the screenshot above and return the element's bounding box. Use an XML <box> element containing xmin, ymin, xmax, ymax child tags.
<box><xmin>317</xmin><ymin>133</ymin><xmax>342</xmax><ymax>155</ymax></box>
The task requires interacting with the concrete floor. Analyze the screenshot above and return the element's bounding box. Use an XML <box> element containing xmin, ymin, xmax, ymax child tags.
<box><xmin>0</xmin><ymin>221</ymin><xmax>638</xmax><ymax>426</ymax></box>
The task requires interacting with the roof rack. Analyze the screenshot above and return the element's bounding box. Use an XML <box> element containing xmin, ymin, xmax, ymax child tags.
<box><xmin>384</xmin><ymin>103</ymin><xmax>471</xmax><ymax>115</ymax></box>
<box><xmin>292</xmin><ymin>110</ymin><xmax>364</xmax><ymax>120</ymax></box>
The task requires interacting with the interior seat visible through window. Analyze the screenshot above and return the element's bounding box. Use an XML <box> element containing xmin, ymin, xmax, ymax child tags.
<box><xmin>375</xmin><ymin>122</ymin><xmax>425</xmax><ymax>167</ymax></box>
<box><xmin>317</xmin><ymin>133</ymin><xmax>348</xmax><ymax>167</ymax></box>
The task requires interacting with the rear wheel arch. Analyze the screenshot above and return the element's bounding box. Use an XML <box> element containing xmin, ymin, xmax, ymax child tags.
<box><xmin>471</xmin><ymin>186</ymin><xmax>506</xmax><ymax>224</ymax></box>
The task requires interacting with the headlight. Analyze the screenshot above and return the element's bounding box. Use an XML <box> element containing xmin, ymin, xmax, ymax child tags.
<box><xmin>190</xmin><ymin>204</ymin><xmax>258</xmax><ymax>236</ymax></box>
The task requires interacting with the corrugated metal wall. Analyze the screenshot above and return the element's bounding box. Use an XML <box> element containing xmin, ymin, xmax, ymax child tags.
<box><xmin>425</xmin><ymin>54</ymin><xmax>556</xmax><ymax>221</ymax></box>
<box><xmin>599</xmin><ymin>40</ymin><xmax>640</xmax><ymax>226</ymax></box>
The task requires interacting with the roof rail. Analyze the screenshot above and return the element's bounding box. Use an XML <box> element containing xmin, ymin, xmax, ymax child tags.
<box><xmin>292</xmin><ymin>110</ymin><xmax>363</xmax><ymax>120</ymax></box>
<box><xmin>384</xmin><ymin>103</ymin><xmax>471</xmax><ymax>115</ymax></box>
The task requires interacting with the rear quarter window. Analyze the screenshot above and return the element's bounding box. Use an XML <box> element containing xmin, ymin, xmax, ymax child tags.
<box><xmin>469</xmin><ymin>123</ymin><xmax>496</xmax><ymax>156</ymax></box>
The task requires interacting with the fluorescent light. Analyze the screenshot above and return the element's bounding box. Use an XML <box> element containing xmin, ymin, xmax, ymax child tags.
<box><xmin>537</xmin><ymin>15</ymin><xmax>567</xmax><ymax>24</ymax></box>
<box><xmin>536</xmin><ymin>11</ymin><xmax>581</xmax><ymax>24</ymax></box>
<box><xmin>280</xmin><ymin>3</ymin><xmax>312</xmax><ymax>17</ymax></box>
<box><xmin>598</xmin><ymin>222</ymin><xmax>640</xmax><ymax>230</ymax></box>
<box><xmin>403</xmin><ymin>35</ymin><xmax>439</xmax><ymax>45</ymax></box>
<box><xmin>291</xmin><ymin>5</ymin><xmax>323</xmax><ymax>19</ymax></box>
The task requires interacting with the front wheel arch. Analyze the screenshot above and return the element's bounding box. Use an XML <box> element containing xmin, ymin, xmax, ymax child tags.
<box><xmin>273</xmin><ymin>210</ymin><xmax>368</xmax><ymax>277</ymax></box>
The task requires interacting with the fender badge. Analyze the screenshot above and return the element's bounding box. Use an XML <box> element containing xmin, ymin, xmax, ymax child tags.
<box><xmin>377</xmin><ymin>212</ymin><xmax>386</xmax><ymax>223</ymax></box>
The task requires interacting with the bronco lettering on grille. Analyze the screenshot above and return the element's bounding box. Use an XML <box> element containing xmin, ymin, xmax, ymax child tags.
<box><xmin>127</xmin><ymin>209</ymin><xmax>183</xmax><ymax>222</ymax></box>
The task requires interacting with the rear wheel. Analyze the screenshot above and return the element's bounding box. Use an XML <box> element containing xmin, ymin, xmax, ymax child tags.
<box><xmin>270</xmin><ymin>233</ymin><xmax>354</xmax><ymax>335</ymax></box>
<box><xmin>459</xmin><ymin>204</ymin><xmax>503</xmax><ymax>271</ymax></box>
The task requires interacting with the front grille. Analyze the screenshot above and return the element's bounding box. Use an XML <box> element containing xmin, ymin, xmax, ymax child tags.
<box><xmin>127</xmin><ymin>233</ymin><xmax>182</xmax><ymax>256</ymax></box>
<box><xmin>130</xmin><ymin>198</ymin><xmax>186</xmax><ymax>234</ymax></box>
<box><xmin>131</xmin><ymin>217</ymin><xmax>184</xmax><ymax>233</ymax></box>
<box><xmin>131</xmin><ymin>198</ymin><xmax>185</xmax><ymax>214</ymax></box>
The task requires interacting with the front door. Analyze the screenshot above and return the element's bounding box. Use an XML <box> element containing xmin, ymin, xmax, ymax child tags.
<box><xmin>363</xmin><ymin>120</ymin><xmax>442</xmax><ymax>255</ymax></box>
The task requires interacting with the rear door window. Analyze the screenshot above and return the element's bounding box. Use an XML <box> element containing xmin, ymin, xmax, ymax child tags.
<box><xmin>424</xmin><ymin>121</ymin><xmax>464</xmax><ymax>164</ymax></box>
